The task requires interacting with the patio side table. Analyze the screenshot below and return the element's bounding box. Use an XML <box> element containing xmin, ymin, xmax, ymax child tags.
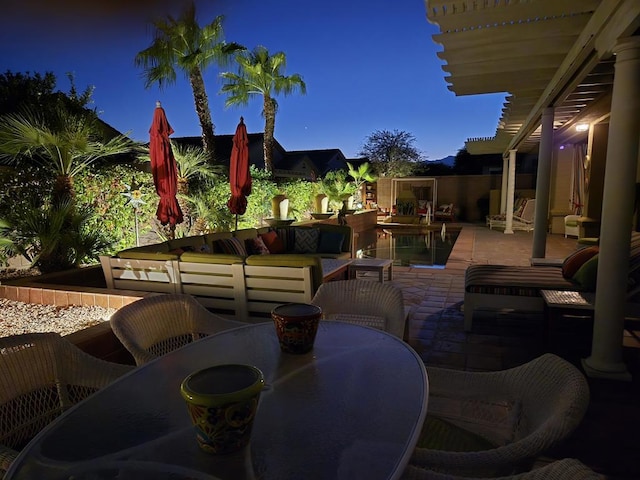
<box><xmin>348</xmin><ymin>258</ymin><xmax>393</xmax><ymax>283</ymax></box>
<box><xmin>320</xmin><ymin>258</ymin><xmax>352</xmax><ymax>282</ymax></box>
<box><xmin>540</xmin><ymin>289</ymin><xmax>595</xmax><ymax>354</ymax></box>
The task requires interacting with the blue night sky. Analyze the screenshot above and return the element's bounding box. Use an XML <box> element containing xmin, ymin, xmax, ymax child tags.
<box><xmin>1</xmin><ymin>0</ymin><xmax>506</xmax><ymax>161</ymax></box>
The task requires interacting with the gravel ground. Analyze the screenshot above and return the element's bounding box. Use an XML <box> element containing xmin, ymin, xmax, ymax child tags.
<box><xmin>1</xmin><ymin>268</ymin><xmax>114</xmax><ymax>338</ymax></box>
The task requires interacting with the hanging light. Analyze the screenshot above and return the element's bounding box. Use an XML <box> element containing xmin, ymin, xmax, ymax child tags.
<box><xmin>575</xmin><ymin>123</ymin><xmax>589</xmax><ymax>132</ymax></box>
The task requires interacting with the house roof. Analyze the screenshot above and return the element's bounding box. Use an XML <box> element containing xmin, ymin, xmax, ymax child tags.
<box><xmin>283</xmin><ymin>149</ymin><xmax>348</xmax><ymax>175</ymax></box>
<box><xmin>173</xmin><ymin>135</ymin><xmax>357</xmax><ymax>177</ymax></box>
<box><xmin>426</xmin><ymin>0</ymin><xmax>640</xmax><ymax>154</ymax></box>
<box><xmin>172</xmin><ymin>133</ymin><xmax>283</xmax><ymax>170</ymax></box>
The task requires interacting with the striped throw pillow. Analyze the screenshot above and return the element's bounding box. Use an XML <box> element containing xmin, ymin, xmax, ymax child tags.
<box><xmin>215</xmin><ymin>237</ymin><xmax>247</xmax><ymax>256</ymax></box>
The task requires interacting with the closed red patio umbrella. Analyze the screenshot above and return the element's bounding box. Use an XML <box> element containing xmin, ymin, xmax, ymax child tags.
<box><xmin>149</xmin><ymin>101</ymin><xmax>183</xmax><ymax>229</ymax></box>
<box><xmin>227</xmin><ymin>117</ymin><xmax>252</xmax><ymax>230</ymax></box>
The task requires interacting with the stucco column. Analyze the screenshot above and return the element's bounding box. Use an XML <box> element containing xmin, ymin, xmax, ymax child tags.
<box><xmin>583</xmin><ymin>37</ymin><xmax>640</xmax><ymax>380</ymax></box>
<box><xmin>532</xmin><ymin>107</ymin><xmax>554</xmax><ymax>258</ymax></box>
<box><xmin>504</xmin><ymin>150</ymin><xmax>516</xmax><ymax>234</ymax></box>
<box><xmin>501</xmin><ymin>157</ymin><xmax>508</xmax><ymax>214</ymax></box>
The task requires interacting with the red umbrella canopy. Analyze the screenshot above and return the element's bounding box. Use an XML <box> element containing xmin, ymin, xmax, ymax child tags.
<box><xmin>227</xmin><ymin>117</ymin><xmax>252</xmax><ymax>216</ymax></box>
<box><xmin>149</xmin><ymin>102</ymin><xmax>183</xmax><ymax>227</ymax></box>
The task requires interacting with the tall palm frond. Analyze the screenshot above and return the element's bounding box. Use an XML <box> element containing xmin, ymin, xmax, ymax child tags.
<box><xmin>220</xmin><ymin>46</ymin><xmax>306</xmax><ymax>173</ymax></box>
<box><xmin>135</xmin><ymin>1</ymin><xmax>245</xmax><ymax>160</ymax></box>
<box><xmin>171</xmin><ymin>141</ymin><xmax>225</xmax><ymax>185</ymax></box>
<box><xmin>0</xmin><ymin>109</ymin><xmax>135</xmax><ymax>201</ymax></box>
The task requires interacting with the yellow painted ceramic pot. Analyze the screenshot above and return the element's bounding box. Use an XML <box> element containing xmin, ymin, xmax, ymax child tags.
<box><xmin>180</xmin><ymin>364</ymin><xmax>264</xmax><ymax>454</ymax></box>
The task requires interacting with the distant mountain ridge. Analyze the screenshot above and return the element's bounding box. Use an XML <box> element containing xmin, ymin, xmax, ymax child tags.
<box><xmin>429</xmin><ymin>155</ymin><xmax>455</xmax><ymax>166</ymax></box>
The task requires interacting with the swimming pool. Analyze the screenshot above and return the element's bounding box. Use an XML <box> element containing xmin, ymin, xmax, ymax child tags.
<box><xmin>358</xmin><ymin>227</ymin><xmax>460</xmax><ymax>268</ymax></box>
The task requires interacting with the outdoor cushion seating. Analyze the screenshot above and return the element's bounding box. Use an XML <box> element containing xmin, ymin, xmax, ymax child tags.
<box><xmin>463</xmin><ymin>232</ymin><xmax>640</xmax><ymax>331</ymax></box>
<box><xmin>99</xmin><ymin>224</ymin><xmax>353</xmax><ymax>321</ymax></box>
<box><xmin>408</xmin><ymin>354</ymin><xmax>590</xmax><ymax>478</ymax></box>
<box><xmin>402</xmin><ymin>458</ymin><xmax>604</xmax><ymax>479</ymax></box>
<box><xmin>311</xmin><ymin>279</ymin><xmax>407</xmax><ymax>339</ymax></box>
<box><xmin>434</xmin><ymin>203</ymin><xmax>455</xmax><ymax>222</ymax></box>
<box><xmin>0</xmin><ymin>333</ymin><xmax>133</xmax><ymax>476</ymax></box>
<box><xmin>486</xmin><ymin>198</ymin><xmax>535</xmax><ymax>232</ymax></box>
<box><xmin>564</xmin><ymin>214</ymin><xmax>581</xmax><ymax>238</ymax></box>
<box><xmin>109</xmin><ymin>293</ymin><xmax>245</xmax><ymax>365</ymax></box>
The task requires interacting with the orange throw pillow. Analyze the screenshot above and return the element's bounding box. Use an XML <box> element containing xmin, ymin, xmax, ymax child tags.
<box><xmin>562</xmin><ymin>246</ymin><xmax>599</xmax><ymax>279</ymax></box>
<box><xmin>260</xmin><ymin>230</ymin><xmax>285</xmax><ymax>254</ymax></box>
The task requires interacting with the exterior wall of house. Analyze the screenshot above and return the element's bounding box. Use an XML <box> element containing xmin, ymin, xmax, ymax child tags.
<box><xmin>549</xmin><ymin>145</ymin><xmax>574</xmax><ymax>234</ymax></box>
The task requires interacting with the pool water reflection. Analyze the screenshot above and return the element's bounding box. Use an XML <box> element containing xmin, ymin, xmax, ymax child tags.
<box><xmin>359</xmin><ymin>227</ymin><xmax>460</xmax><ymax>268</ymax></box>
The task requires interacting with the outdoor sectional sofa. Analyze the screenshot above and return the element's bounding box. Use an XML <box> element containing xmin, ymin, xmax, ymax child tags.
<box><xmin>463</xmin><ymin>232</ymin><xmax>640</xmax><ymax>331</ymax></box>
<box><xmin>100</xmin><ymin>223</ymin><xmax>352</xmax><ymax>322</ymax></box>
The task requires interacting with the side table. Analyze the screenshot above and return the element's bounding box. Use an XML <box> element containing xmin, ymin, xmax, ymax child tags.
<box><xmin>348</xmin><ymin>258</ymin><xmax>393</xmax><ymax>283</ymax></box>
<box><xmin>540</xmin><ymin>290</ymin><xmax>595</xmax><ymax>354</ymax></box>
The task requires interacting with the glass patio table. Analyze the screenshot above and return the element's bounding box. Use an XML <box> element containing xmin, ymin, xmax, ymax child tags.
<box><xmin>6</xmin><ymin>321</ymin><xmax>428</xmax><ymax>480</ymax></box>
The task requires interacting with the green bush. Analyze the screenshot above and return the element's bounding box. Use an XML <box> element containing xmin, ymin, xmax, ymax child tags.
<box><xmin>74</xmin><ymin>165</ymin><xmax>157</xmax><ymax>254</ymax></box>
<box><xmin>0</xmin><ymin>161</ymin><xmax>325</xmax><ymax>270</ymax></box>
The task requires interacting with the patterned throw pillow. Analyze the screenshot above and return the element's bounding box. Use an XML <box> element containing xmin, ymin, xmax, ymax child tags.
<box><xmin>215</xmin><ymin>237</ymin><xmax>247</xmax><ymax>257</ymax></box>
<box><xmin>246</xmin><ymin>236</ymin><xmax>271</xmax><ymax>255</ymax></box>
<box><xmin>260</xmin><ymin>231</ymin><xmax>285</xmax><ymax>254</ymax></box>
<box><xmin>294</xmin><ymin>228</ymin><xmax>319</xmax><ymax>254</ymax></box>
<box><xmin>562</xmin><ymin>246</ymin><xmax>599</xmax><ymax>279</ymax></box>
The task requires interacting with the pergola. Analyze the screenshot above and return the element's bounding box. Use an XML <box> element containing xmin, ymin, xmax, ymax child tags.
<box><xmin>424</xmin><ymin>0</ymin><xmax>640</xmax><ymax>379</ymax></box>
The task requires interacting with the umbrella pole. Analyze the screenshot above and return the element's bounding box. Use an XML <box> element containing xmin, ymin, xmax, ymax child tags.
<box><xmin>235</xmin><ymin>214</ymin><xmax>239</xmax><ymax>232</ymax></box>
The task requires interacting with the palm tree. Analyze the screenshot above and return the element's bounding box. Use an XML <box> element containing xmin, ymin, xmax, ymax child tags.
<box><xmin>135</xmin><ymin>2</ymin><xmax>244</xmax><ymax>161</ymax></box>
<box><xmin>347</xmin><ymin>161</ymin><xmax>377</xmax><ymax>206</ymax></box>
<box><xmin>0</xmin><ymin>198</ymin><xmax>113</xmax><ymax>273</ymax></box>
<box><xmin>221</xmin><ymin>46</ymin><xmax>306</xmax><ymax>173</ymax></box>
<box><xmin>0</xmin><ymin>109</ymin><xmax>134</xmax><ymax>204</ymax></box>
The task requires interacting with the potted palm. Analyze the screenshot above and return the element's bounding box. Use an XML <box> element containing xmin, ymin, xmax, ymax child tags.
<box><xmin>347</xmin><ymin>162</ymin><xmax>377</xmax><ymax>209</ymax></box>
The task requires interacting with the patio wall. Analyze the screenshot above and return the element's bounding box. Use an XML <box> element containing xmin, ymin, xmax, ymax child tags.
<box><xmin>377</xmin><ymin>174</ymin><xmax>536</xmax><ymax>222</ymax></box>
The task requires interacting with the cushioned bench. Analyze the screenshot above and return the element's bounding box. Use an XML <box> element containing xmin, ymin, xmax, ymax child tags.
<box><xmin>464</xmin><ymin>232</ymin><xmax>640</xmax><ymax>331</ymax></box>
<box><xmin>464</xmin><ymin>265</ymin><xmax>579</xmax><ymax>331</ymax></box>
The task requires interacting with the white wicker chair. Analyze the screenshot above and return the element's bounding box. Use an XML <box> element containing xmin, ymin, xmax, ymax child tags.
<box><xmin>0</xmin><ymin>333</ymin><xmax>133</xmax><ymax>477</ymax></box>
<box><xmin>410</xmin><ymin>354</ymin><xmax>590</xmax><ymax>477</ymax></box>
<box><xmin>110</xmin><ymin>293</ymin><xmax>246</xmax><ymax>365</ymax></box>
<box><xmin>311</xmin><ymin>279</ymin><xmax>406</xmax><ymax>339</ymax></box>
<box><xmin>564</xmin><ymin>215</ymin><xmax>581</xmax><ymax>238</ymax></box>
<box><xmin>402</xmin><ymin>458</ymin><xmax>604</xmax><ymax>479</ymax></box>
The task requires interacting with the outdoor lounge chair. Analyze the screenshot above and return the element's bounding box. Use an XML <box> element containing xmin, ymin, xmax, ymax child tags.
<box><xmin>486</xmin><ymin>198</ymin><xmax>535</xmax><ymax>232</ymax></box>
<box><xmin>434</xmin><ymin>203</ymin><xmax>455</xmax><ymax>222</ymax></box>
<box><xmin>408</xmin><ymin>354</ymin><xmax>590</xmax><ymax>478</ymax></box>
<box><xmin>110</xmin><ymin>293</ymin><xmax>246</xmax><ymax>365</ymax></box>
<box><xmin>311</xmin><ymin>279</ymin><xmax>406</xmax><ymax>339</ymax></box>
<box><xmin>0</xmin><ymin>333</ymin><xmax>133</xmax><ymax>477</ymax></box>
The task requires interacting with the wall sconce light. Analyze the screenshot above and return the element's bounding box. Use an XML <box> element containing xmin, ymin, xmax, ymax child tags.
<box><xmin>575</xmin><ymin>123</ymin><xmax>589</xmax><ymax>132</ymax></box>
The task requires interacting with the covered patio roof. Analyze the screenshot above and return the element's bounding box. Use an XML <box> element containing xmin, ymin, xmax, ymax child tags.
<box><xmin>425</xmin><ymin>0</ymin><xmax>638</xmax><ymax>154</ymax></box>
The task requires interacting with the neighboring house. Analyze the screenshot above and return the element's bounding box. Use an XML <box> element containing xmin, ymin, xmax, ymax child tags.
<box><xmin>174</xmin><ymin>135</ymin><xmax>362</xmax><ymax>180</ymax></box>
<box><xmin>425</xmin><ymin>0</ymin><xmax>640</xmax><ymax>379</ymax></box>
<box><xmin>173</xmin><ymin>133</ymin><xmax>286</xmax><ymax>171</ymax></box>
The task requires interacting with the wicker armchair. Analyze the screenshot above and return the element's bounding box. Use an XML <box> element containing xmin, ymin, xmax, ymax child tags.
<box><xmin>311</xmin><ymin>279</ymin><xmax>406</xmax><ymax>339</ymax></box>
<box><xmin>402</xmin><ymin>458</ymin><xmax>604</xmax><ymax>479</ymax></box>
<box><xmin>110</xmin><ymin>293</ymin><xmax>246</xmax><ymax>365</ymax></box>
<box><xmin>564</xmin><ymin>215</ymin><xmax>581</xmax><ymax>238</ymax></box>
<box><xmin>0</xmin><ymin>333</ymin><xmax>132</xmax><ymax>477</ymax></box>
<box><xmin>410</xmin><ymin>354</ymin><xmax>590</xmax><ymax>477</ymax></box>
